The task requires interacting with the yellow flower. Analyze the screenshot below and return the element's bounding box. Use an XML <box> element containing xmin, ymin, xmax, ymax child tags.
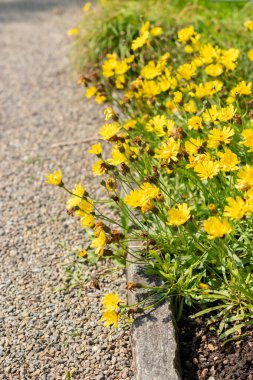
<box><xmin>88</xmin><ymin>143</ymin><xmax>102</xmax><ymax>155</ymax></box>
<box><xmin>224</xmin><ymin>197</ymin><xmax>246</xmax><ymax>220</ymax></box>
<box><xmin>167</xmin><ymin>203</ymin><xmax>191</xmax><ymax>226</ymax></box>
<box><xmin>199</xmin><ymin>283</ymin><xmax>211</xmax><ymax>290</ymax></box>
<box><xmin>115</xmin><ymin>74</ymin><xmax>126</xmax><ymax>89</ymax></box>
<box><xmin>218</xmin><ymin>148</ymin><xmax>240</xmax><ymax>172</ymax></box>
<box><xmin>173</xmin><ymin>91</ymin><xmax>183</xmax><ymax>104</ymax></box>
<box><xmin>83</xmin><ymin>2</ymin><xmax>91</xmax><ymax>12</ymax></box>
<box><xmin>141</xmin><ymin>61</ymin><xmax>161</xmax><ymax>79</ymax></box>
<box><xmin>185</xmin><ymin>45</ymin><xmax>194</xmax><ymax>53</ymax></box>
<box><xmin>185</xmin><ymin>138</ymin><xmax>204</xmax><ymax>156</ymax></box>
<box><xmin>187</xmin><ymin>153</ymin><xmax>209</xmax><ymax>169</ymax></box>
<box><xmin>192</xmin><ymin>80</ymin><xmax>223</xmax><ymax>99</ymax></box>
<box><xmin>92</xmin><ymin>160</ymin><xmax>107</xmax><ymax>176</ymax></box>
<box><xmin>177</xmin><ymin>63</ymin><xmax>196</xmax><ymax>80</ymax></box>
<box><xmin>246</xmin><ymin>188</ymin><xmax>253</xmax><ymax>199</ymax></box>
<box><xmin>205</xmin><ymin>64</ymin><xmax>223</xmax><ymax>77</ymax></box>
<box><xmin>158</xmin><ymin>68</ymin><xmax>177</xmax><ymax>92</ymax></box>
<box><xmin>237</xmin><ymin>165</ymin><xmax>253</xmax><ymax>191</ymax></box>
<box><xmin>79</xmin><ymin>248</ymin><xmax>87</xmax><ymax>257</ymax></box>
<box><xmin>236</xmin><ymin>81</ymin><xmax>252</xmax><ymax>95</ymax></box>
<box><xmin>124</xmin><ymin>183</ymin><xmax>159</xmax><ymax>213</ymax></box>
<box><xmin>124</xmin><ymin>189</ymin><xmax>141</xmax><ymax>209</ymax></box>
<box><xmin>184</xmin><ymin>100</ymin><xmax>197</xmax><ymax>114</ymax></box>
<box><xmin>104</xmin><ymin>107</ymin><xmax>117</xmax><ymax>121</ymax></box>
<box><xmin>150</xmin><ymin>27</ymin><xmax>163</xmax><ymax>36</ymax></box>
<box><xmin>248</xmin><ymin>49</ymin><xmax>253</xmax><ymax>61</ymax></box>
<box><xmin>115</xmin><ymin>60</ymin><xmax>129</xmax><ymax>76</ymax></box>
<box><xmin>101</xmin><ymin>310</ymin><xmax>119</xmax><ymax>328</ymax></box>
<box><xmin>45</xmin><ymin>169</ymin><xmax>63</xmax><ymax>186</ymax></box>
<box><xmin>245</xmin><ymin>189</ymin><xmax>253</xmax><ymax>213</ymax></box>
<box><xmin>221</xmin><ymin>48</ymin><xmax>240</xmax><ymax>71</ymax></box>
<box><xmin>99</xmin><ymin>122</ymin><xmax>120</xmax><ymax>140</ymax></box>
<box><xmin>187</xmin><ymin>116</ymin><xmax>203</xmax><ymax>130</ymax></box>
<box><xmin>75</xmin><ymin>199</ymin><xmax>93</xmax><ymax>216</ymax></box>
<box><xmin>146</xmin><ymin>115</ymin><xmax>174</xmax><ymax>137</ymax></box>
<box><xmin>102</xmin><ymin>293</ymin><xmax>119</xmax><ymax>311</ymax></box>
<box><xmin>202</xmin><ymin>104</ymin><xmax>219</xmax><ymax>123</ymax></box>
<box><xmin>141</xmin><ymin>80</ymin><xmax>161</xmax><ymax>98</ymax></box>
<box><xmin>123</xmin><ymin>120</ymin><xmax>136</xmax><ymax>130</ymax></box>
<box><xmin>140</xmin><ymin>21</ymin><xmax>150</xmax><ymax>35</ymax></box>
<box><xmin>102</xmin><ymin>54</ymin><xmax>117</xmax><ymax>77</ymax></box>
<box><xmin>165</xmin><ymin>100</ymin><xmax>177</xmax><ymax>113</ymax></box>
<box><xmin>140</xmin><ymin>198</ymin><xmax>154</xmax><ymax>213</ymax></box>
<box><xmin>194</xmin><ymin>159</ymin><xmax>220</xmax><ymax>181</ymax></box>
<box><xmin>244</xmin><ymin>20</ymin><xmax>253</xmax><ymax>31</ymax></box>
<box><xmin>67</xmin><ymin>183</ymin><xmax>86</xmax><ymax>208</ymax></box>
<box><xmin>218</xmin><ymin>105</ymin><xmax>236</xmax><ymax>122</ymax></box>
<box><xmin>131</xmin><ymin>30</ymin><xmax>149</xmax><ymax>51</ymax></box>
<box><xmin>228</xmin><ymin>81</ymin><xmax>252</xmax><ymax>103</ymax></box>
<box><xmin>235</xmin><ymin>81</ymin><xmax>252</xmax><ymax>95</ymax></box>
<box><xmin>203</xmin><ymin>216</ymin><xmax>232</xmax><ymax>239</ymax></box>
<box><xmin>95</xmin><ymin>94</ymin><xmax>106</xmax><ymax>104</ymax></box>
<box><xmin>141</xmin><ymin>182</ymin><xmax>160</xmax><ymax>199</ymax></box>
<box><xmin>125</xmin><ymin>55</ymin><xmax>135</xmax><ymax>64</ymax></box>
<box><xmin>80</xmin><ymin>214</ymin><xmax>94</xmax><ymax>228</ymax></box>
<box><xmin>85</xmin><ymin>86</ymin><xmax>97</xmax><ymax>98</ymax></box>
<box><xmin>241</xmin><ymin>129</ymin><xmax>253</xmax><ymax>152</ymax></box>
<box><xmin>67</xmin><ymin>28</ymin><xmax>79</xmax><ymax>36</ymax></box>
<box><xmin>199</xmin><ymin>43</ymin><xmax>220</xmax><ymax>64</ymax></box>
<box><xmin>91</xmin><ymin>229</ymin><xmax>106</xmax><ymax>256</ymax></box>
<box><xmin>207</xmin><ymin>126</ymin><xmax>234</xmax><ymax>149</ymax></box>
<box><xmin>108</xmin><ymin>147</ymin><xmax>126</xmax><ymax>166</ymax></box>
<box><xmin>155</xmin><ymin>138</ymin><xmax>180</xmax><ymax>163</ymax></box>
<box><xmin>158</xmin><ymin>52</ymin><xmax>171</xmax><ymax>63</ymax></box>
<box><xmin>191</xmin><ymin>57</ymin><xmax>205</xmax><ymax>68</ymax></box>
<box><xmin>178</xmin><ymin>26</ymin><xmax>195</xmax><ymax>43</ymax></box>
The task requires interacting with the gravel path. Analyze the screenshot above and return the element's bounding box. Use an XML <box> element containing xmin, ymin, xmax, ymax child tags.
<box><xmin>0</xmin><ymin>1</ymin><xmax>133</xmax><ymax>379</ymax></box>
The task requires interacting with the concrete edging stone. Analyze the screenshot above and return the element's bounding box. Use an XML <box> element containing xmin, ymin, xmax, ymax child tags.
<box><xmin>126</xmin><ymin>253</ymin><xmax>182</xmax><ymax>380</ymax></box>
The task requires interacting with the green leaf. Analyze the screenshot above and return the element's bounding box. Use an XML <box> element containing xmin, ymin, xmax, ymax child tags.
<box><xmin>192</xmin><ymin>304</ymin><xmax>228</xmax><ymax>318</ymax></box>
<box><xmin>112</xmin><ymin>257</ymin><xmax>126</xmax><ymax>268</ymax></box>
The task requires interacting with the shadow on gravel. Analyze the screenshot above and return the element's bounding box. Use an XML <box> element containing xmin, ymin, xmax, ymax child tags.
<box><xmin>0</xmin><ymin>0</ymin><xmax>84</xmax><ymax>22</ymax></box>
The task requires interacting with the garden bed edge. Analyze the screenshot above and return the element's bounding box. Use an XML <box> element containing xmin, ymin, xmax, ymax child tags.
<box><xmin>126</xmin><ymin>252</ymin><xmax>182</xmax><ymax>380</ymax></box>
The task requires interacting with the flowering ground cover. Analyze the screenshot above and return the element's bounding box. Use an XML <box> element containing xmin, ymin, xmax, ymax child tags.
<box><xmin>47</xmin><ymin>0</ymin><xmax>253</xmax><ymax>377</ymax></box>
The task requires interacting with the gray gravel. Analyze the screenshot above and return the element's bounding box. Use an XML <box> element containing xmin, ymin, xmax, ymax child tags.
<box><xmin>0</xmin><ymin>1</ymin><xmax>133</xmax><ymax>379</ymax></box>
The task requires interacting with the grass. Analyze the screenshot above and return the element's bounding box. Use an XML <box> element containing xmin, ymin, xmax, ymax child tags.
<box><xmin>70</xmin><ymin>0</ymin><xmax>253</xmax><ymax>73</ymax></box>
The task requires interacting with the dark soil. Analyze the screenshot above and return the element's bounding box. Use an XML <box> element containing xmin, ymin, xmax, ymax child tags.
<box><xmin>179</xmin><ymin>314</ymin><xmax>253</xmax><ymax>380</ymax></box>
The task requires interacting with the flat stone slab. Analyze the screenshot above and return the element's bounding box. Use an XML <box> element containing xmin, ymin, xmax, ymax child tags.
<box><xmin>127</xmin><ymin>255</ymin><xmax>181</xmax><ymax>380</ymax></box>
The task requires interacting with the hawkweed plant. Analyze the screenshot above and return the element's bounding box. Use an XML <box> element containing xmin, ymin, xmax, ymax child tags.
<box><xmin>47</xmin><ymin>16</ymin><xmax>253</xmax><ymax>338</ymax></box>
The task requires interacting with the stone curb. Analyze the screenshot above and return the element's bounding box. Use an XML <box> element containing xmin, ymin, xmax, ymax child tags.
<box><xmin>126</xmin><ymin>253</ymin><xmax>182</xmax><ymax>380</ymax></box>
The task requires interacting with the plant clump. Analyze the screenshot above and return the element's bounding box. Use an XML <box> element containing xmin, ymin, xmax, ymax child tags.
<box><xmin>48</xmin><ymin>2</ymin><xmax>253</xmax><ymax>338</ymax></box>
